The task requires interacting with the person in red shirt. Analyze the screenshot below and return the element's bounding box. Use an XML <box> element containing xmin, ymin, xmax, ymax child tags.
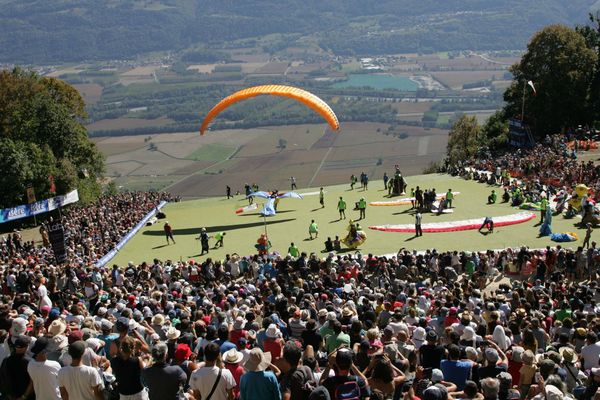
<box><xmin>444</xmin><ymin>307</ymin><xmax>460</xmax><ymax>328</ymax></box>
<box><xmin>223</xmin><ymin>348</ymin><xmax>245</xmax><ymax>398</ymax></box>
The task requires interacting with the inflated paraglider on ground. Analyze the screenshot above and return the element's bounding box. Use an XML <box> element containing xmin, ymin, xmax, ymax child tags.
<box><xmin>242</xmin><ymin>191</ymin><xmax>303</xmax><ymax>216</ymax></box>
<box><xmin>342</xmin><ymin>220</ymin><xmax>366</xmax><ymax>249</ymax></box>
<box><xmin>199</xmin><ymin>85</ymin><xmax>340</xmax><ymax>134</ymax></box>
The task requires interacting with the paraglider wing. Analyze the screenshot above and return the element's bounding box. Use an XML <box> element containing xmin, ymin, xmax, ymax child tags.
<box><xmin>200</xmin><ymin>85</ymin><xmax>339</xmax><ymax>134</ymax></box>
<box><xmin>247</xmin><ymin>191</ymin><xmax>272</xmax><ymax>199</ymax></box>
<box><xmin>278</xmin><ymin>192</ymin><xmax>303</xmax><ymax>200</ymax></box>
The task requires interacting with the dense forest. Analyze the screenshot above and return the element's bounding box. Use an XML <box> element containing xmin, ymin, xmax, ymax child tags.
<box><xmin>0</xmin><ymin>0</ymin><xmax>598</xmax><ymax>63</ymax></box>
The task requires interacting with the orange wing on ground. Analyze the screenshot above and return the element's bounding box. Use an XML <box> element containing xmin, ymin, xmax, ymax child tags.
<box><xmin>199</xmin><ymin>85</ymin><xmax>340</xmax><ymax>135</ymax></box>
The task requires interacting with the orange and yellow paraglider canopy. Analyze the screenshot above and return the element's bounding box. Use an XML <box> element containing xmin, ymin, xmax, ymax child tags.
<box><xmin>199</xmin><ymin>85</ymin><xmax>340</xmax><ymax>135</ymax></box>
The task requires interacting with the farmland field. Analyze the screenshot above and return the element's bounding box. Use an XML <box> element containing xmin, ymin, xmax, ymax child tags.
<box><xmin>96</xmin><ymin>122</ymin><xmax>449</xmax><ymax>198</ymax></box>
<box><xmin>333</xmin><ymin>74</ymin><xmax>418</xmax><ymax>91</ymax></box>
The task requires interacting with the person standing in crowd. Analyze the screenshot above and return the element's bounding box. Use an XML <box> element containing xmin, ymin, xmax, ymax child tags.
<box><xmin>27</xmin><ymin>337</ymin><xmax>62</xmax><ymax>400</ymax></box>
<box><xmin>58</xmin><ymin>341</ymin><xmax>104</xmax><ymax>400</ymax></box>
<box><xmin>290</xmin><ymin>177</ymin><xmax>297</xmax><ymax>190</ymax></box>
<box><xmin>164</xmin><ymin>221</ymin><xmax>175</xmax><ymax>245</ymax></box>
<box><xmin>141</xmin><ymin>342</ymin><xmax>187</xmax><ymax>400</ymax></box>
<box><xmin>320</xmin><ymin>348</ymin><xmax>370</xmax><ymax>400</ymax></box>
<box><xmin>0</xmin><ymin>335</ymin><xmax>33</xmax><ymax>400</ymax></box>
<box><xmin>240</xmin><ymin>348</ymin><xmax>281</xmax><ymax>400</ymax></box>
<box><xmin>191</xmin><ymin>342</ymin><xmax>236</xmax><ymax>400</ymax></box>
<box><xmin>226</xmin><ymin>185</ymin><xmax>232</xmax><ymax>199</ymax></box>
<box><xmin>110</xmin><ymin>336</ymin><xmax>148</xmax><ymax>400</ymax></box>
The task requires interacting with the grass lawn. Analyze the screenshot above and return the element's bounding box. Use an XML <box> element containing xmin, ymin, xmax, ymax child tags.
<box><xmin>186</xmin><ymin>143</ymin><xmax>237</xmax><ymax>162</ymax></box>
<box><xmin>110</xmin><ymin>174</ymin><xmax>589</xmax><ymax>266</ymax></box>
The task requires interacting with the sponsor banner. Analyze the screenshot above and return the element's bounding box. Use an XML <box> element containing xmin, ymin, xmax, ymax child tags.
<box><xmin>47</xmin><ymin>221</ymin><xmax>68</xmax><ymax>264</ymax></box>
<box><xmin>95</xmin><ymin>201</ymin><xmax>168</xmax><ymax>268</ymax></box>
<box><xmin>0</xmin><ymin>190</ymin><xmax>79</xmax><ymax>223</ymax></box>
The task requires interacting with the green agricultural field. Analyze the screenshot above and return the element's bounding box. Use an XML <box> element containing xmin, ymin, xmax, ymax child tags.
<box><xmin>186</xmin><ymin>143</ymin><xmax>237</xmax><ymax>162</ymax></box>
<box><xmin>110</xmin><ymin>174</ymin><xmax>588</xmax><ymax>266</ymax></box>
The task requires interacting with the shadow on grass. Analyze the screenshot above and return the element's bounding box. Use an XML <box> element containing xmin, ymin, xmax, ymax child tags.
<box><xmin>237</xmin><ymin>210</ymin><xmax>296</xmax><ymax>217</ymax></box>
<box><xmin>143</xmin><ymin>218</ymin><xmax>296</xmax><ymax>236</ymax></box>
<box><xmin>151</xmin><ymin>244</ymin><xmax>170</xmax><ymax>249</ymax></box>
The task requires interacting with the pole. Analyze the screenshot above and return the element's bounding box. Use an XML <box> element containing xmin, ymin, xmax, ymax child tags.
<box><xmin>521</xmin><ymin>79</ymin><xmax>527</xmax><ymax>121</ymax></box>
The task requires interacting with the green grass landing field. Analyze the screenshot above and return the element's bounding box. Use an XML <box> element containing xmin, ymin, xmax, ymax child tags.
<box><xmin>110</xmin><ymin>174</ymin><xmax>590</xmax><ymax>266</ymax></box>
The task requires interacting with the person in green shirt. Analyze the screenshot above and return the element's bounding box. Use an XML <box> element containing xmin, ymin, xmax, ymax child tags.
<box><xmin>358</xmin><ymin>197</ymin><xmax>366</xmax><ymax>220</ymax></box>
<box><xmin>554</xmin><ymin>302</ymin><xmax>572</xmax><ymax>322</ymax></box>
<box><xmin>465</xmin><ymin>258</ymin><xmax>475</xmax><ymax>275</ymax></box>
<box><xmin>488</xmin><ymin>190</ymin><xmax>497</xmax><ymax>204</ymax></box>
<box><xmin>288</xmin><ymin>242</ymin><xmax>299</xmax><ymax>258</ymax></box>
<box><xmin>309</xmin><ymin>220</ymin><xmax>319</xmax><ymax>239</ymax></box>
<box><xmin>214</xmin><ymin>231</ymin><xmax>226</xmax><ymax>247</ymax></box>
<box><xmin>325</xmin><ymin>320</ymin><xmax>350</xmax><ymax>353</ymax></box>
<box><xmin>540</xmin><ymin>197</ymin><xmax>549</xmax><ymax>223</ymax></box>
<box><xmin>337</xmin><ymin>197</ymin><xmax>347</xmax><ymax>220</ymax></box>
<box><xmin>446</xmin><ymin>189</ymin><xmax>454</xmax><ymax>208</ymax></box>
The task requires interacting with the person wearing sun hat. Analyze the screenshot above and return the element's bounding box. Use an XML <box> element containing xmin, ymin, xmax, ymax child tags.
<box><xmin>559</xmin><ymin>347</ymin><xmax>584</xmax><ymax>392</ymax></box>
<box><xmin>240</xmin><ymin>347</ymin><xmax>280</xmax><ymax>400</ymax></box>
<box><xmin>223</xmin><ymin>347</ymin><xmax>245</xmax><ymax>398</ymax></box>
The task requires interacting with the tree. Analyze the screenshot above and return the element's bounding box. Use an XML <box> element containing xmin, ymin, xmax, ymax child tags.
<box><xmin>0</xmin><ymin>68</ymin><xmax>104</xmax><ymax>207</ymax></box>
<box><xmin>446</xmin><ymin>115</ymin><xmax>480</xmax><ymax>165</ymax></box>
<box><xmin>576</xmin><ymin>13</ymin><xmax>600</xmax><ymax>123</ymax></box>
<box><xmin>481</xmin><ymin>110</ymin><xmax>509</xmax><ymax>147</ymax></box>
<box><xmin>503</xmin><ymin>25</ymin><xmax>597</xmax><ymax>137</ymax></box>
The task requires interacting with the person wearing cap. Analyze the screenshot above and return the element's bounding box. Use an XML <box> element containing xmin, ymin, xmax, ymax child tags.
<box><xmin>110</xmin><ymin>336</ymin><xmax>149</xmax><ymax>400</ymax></box>
<box><xmin>478</xmin><ymin>341</ymin><xmax>509</xmax><ymax>381</ymax></box>
<box><xmin>58</xmin><ymin>340</ymin><xmax>104</xmax><ymax>400</ymax></box>
<box><xmin>419</xmin><ymin>329</ymin><xmax>447</xmax><ymax>370</ymax></box>
<box><xmin>142</xmin><ymin>342</ymin><xmax>187</xmax><ymax>400</ymax></box>
<box><xmin>27</xmin><ymin>336</ymin><xmax>62</xmax><ymax>400</ymax></box>
<box><xmin>320</xmin><ymin>347</ymin><xmax>370</xmax><ymax>399</ymax></box>
<box><xmin>0</xmin><ymin>335</ymin><xmax>33</xmax><ymax>400</ymax></box>
<box><xmin>191</xmin><ymin>342</ymin><xmax>236</xmax><ymax>400</ymax></box>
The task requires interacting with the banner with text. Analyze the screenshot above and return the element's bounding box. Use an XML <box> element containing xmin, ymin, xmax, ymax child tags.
<box><xmin>48</xmin><ymin>221</ymin><xmax>68</xmax><ymax>264</ymax></box>
<box><xmin>0</xmin><ymin>190</ymin><xmax>79</xmax><ymax>224</ymax></box>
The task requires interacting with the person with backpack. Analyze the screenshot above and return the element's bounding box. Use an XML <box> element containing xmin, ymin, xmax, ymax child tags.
<box><xmin>0</xmin><ymin>335</ymin><xmax>33</xmax><ymax>400</ymax></box>
<box><xmin>281</xmin><ymin>341</ymin><xmax>317</xmax><ymax>400</ymax></box>
<box><xmin>321</xmin><ymin>347</ymin><xmax>371</xmax><ymax>400</ymax></box>
<box><xmin>190</xmin><ymin>342</ymin><xmax>236</xmax><ymax>400</ymax></box>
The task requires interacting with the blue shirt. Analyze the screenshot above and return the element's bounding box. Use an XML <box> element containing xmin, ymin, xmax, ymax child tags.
<box><xmin>440</xmin><ymin>359</ymin><xmax>472</xmax><ymax>390</ymax></box>
<box><xmin>215</xmin><ymin>339</ymin><xmax>236</xmax><ymax>354</ymax></box>
<box><xmin>240</xmin><ymin>370</ymin><xmax>281</xmax><ymax>400</ymax></box>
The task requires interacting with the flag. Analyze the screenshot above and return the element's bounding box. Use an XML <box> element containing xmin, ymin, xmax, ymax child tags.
<box><xmin>527</xmin><ymin>80</ymin><xmax>537</xmax><ymax>96</ymax></box>
<box><xmin>235</xmin><ymin>203</ymin><xmax>258</xmax><ymax>214</ymax></box>
<box><xmin>49</xmin><ymin>175</ymin><xmax>56</xmax><ymax>194</ymax></box>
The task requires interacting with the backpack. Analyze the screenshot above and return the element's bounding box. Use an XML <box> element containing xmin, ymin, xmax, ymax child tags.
<box><xmin>335</xmin><ymin>376</ymin><xmax>361</xmax><ymax>400</ymax></box>
<box><xmin>296</xmin><ymin>366</ymin><xmax>317</xmax><ymax>400</ymax></box>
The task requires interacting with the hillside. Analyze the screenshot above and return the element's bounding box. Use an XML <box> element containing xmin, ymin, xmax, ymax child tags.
<box><xmin>0</xmin><ymin>0</ymin><xmax>598</xmax><ymax>64</ymax></box>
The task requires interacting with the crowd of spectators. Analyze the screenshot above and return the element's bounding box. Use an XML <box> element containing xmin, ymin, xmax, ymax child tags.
<box><xmin>445</xmin><ymin>133</ymin><xmax>600</xmax><ymax>197</ymax></box>
<box><xmin>0</xmin><ymin>145</ymin><xmax>600</xmax><ymax>399</ymax></box>
<box><xmin>0</xmin><ymin>237</ymin><xmax>599</xmax><ymax>400</ymax></box>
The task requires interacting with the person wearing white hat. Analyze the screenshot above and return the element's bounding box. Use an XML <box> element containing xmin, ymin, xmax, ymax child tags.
<box><xmin>412</xmin><ymin>327</ymin><xmax>427</xmax><ymax>350</ymax></box>
<box><xmin>223</xmin><ymin>348</ymin><xmax>245</xmax><ymax>398</ymax></box>
<box><xmin>240</xmin><ymin>347</ymin><xmax>280</xmax><ymax>400</ymax></box>
<box><xmin>191</xmin><ymin>342</ymin><xmax>236</xmax><ymax>400</ymax></box>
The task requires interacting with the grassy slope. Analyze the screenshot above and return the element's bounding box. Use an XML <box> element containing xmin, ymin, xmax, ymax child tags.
<box><xmin>111</xmin><ymin>174</ymin><xmax>587</xmax><ymax>265</ymax></box>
